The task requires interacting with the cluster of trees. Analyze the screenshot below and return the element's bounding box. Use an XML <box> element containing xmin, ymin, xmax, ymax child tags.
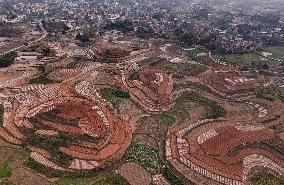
<box><xmin>213</xmin><ymin>16</ymin><xmax>232</xmax><ymax>30</ymax></box>
<box><xmin>0</xmin><ymin>23</ymin><xmax>22</xmax><ymax>37</ymax></box>
<box><xmin>256</xmin><ymin>86</ymin><xmax>284</xmax><ymax>102</ymax></box>
<box><xmin>0</xmin><ymin>52</ymin><xmax>17</xmax><ymax>68</ymax></box>
<box><xmin>75</xmin><ymin>26</ymin><xmax>100</xmax><ymax>44</ymax></box>
<box><xmin>41</xmin><ymin>20</ymin><xmax>69</xmax><ymax>33</ymax></box>
<box><xmin>29</xmin><ymin>65</ymin><xmax>59</xmax><ymax>84</ymax></box>
<box><xmin>262</xmin><ymin>35</ymin><xmax>284</xmax><ymax>46</ymax></box>
<box><xmin>252</xmin><ymin>13</ymin><xmax>280</xmax><ymax>27</ymax></box>
<box><xmin>236</xmin><ymin>23</ymin><xmax>284</xmax><ymax>46</ymax></box>
<box><xmin>41</xmin><ymin>47</ymin><xmax>56</xmax><ymax>57</ymax></box>
<box><xmin>136</xmin><ymin>26</ymin><xmax>155</xmax><ymax>39</ymax></box>
<box><xmin>104</xmin><ymin>19</ymin><xmax>157</xmax><ymax>39</ymax></box>
<box><xmin>162</xmin><ymin>168</ymin><xmax>187</xmax><ymax>185</ymax></box>
<box><xmin>194</xmin><ymin>8</ymin><xmax>210</xmax><ymax>20</ymax></box>
<box><xmin>100</xmin><ymin>87</ymin><xmax>130</xmax><ymax>104</ymax></box>
<box><xmin>75</xmin><ymin>33</ymin><xmax>90</xmax><ymax>43</ymax></box>
<box><xmin>237</xmin><ymin>24</ymin><xmax>256</xmax><ymax>36</ymax></box>
<box><xmin>174</xmin><ymin>28</ymin><xmax>195</xmax><ymax>46</ymax></box>
<box><xmin>105</xmin><ymin>20</ymin><xmax>134</xmax><ymax>33</ymax></box>
<box><xmin>175</xmin><ymin>27</ymin><xmax>219</xmax><ymax>50</ymax></box>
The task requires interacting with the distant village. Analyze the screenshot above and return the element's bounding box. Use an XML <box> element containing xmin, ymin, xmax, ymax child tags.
<box><xmin>0</xmin><ymin>0</ymin><xmax>283</xmax><ymax>53</ymax></box>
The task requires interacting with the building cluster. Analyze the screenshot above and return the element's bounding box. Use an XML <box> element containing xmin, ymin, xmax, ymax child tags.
<box><xmin>0</xmin><ymin>0</ymin><xmax>282</xmax><ymax>53</ymax></box>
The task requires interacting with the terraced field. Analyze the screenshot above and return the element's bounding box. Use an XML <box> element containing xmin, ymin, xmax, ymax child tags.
<box><xmin>0</xmin><ymin>36</ymin><xmax>283</xmax><ymax>185</ymax></box>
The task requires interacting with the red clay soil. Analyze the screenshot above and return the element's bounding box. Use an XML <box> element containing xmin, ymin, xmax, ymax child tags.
<box><xmin>185</xmin><ymin>127</ymin><xmax>276</xmax><ymax>180</ymax></box>
<box><xmin>127</xmin><ymin>67</ymin><xmax>173</xmax><ymax>112</ymax></box>
<box><xmin>59</xmin><ymin>117</ymin><xmax>131</xmax><ymax>161</ymax></box>
<box><xmin>35</xmin><ymin>100</ymin><xmax>107</xmax><ymax>137</ymax></box>
<box><xmin>200</xmin><ymin>126</ymin><xmax>275</xmax><ymax>156</ymax></box>
<box><xmin>210</xmin><ymin>72</ymin><xmax>258</xmax><ymax>94</ymax></box>
<box><xmin>168</xmin><ymin>120</ymin><xmax>284</xmax><ymax>184</ymax></box>
<box><xmin>24</xmin><ymin>97</ymin><xmax>133</xmax><ymax>170</ymax></box>
<box><xmin>36</xmin><ymin>118</ymin><xmax>85</xmax><ymax>135</ymax></box>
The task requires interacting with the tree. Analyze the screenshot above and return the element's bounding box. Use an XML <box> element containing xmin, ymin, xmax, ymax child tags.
<box><xmin>0</xmin><ymin>52</ymin><xmax>17</xmax><ymax>68</ymax></box>
<box><xmin>136</xmin><ymin>26</ymin><xmax>155</xmax><ymax>39</ymax></box>
<box><xmin>105</xmin><ymin>20</ymin><xmax>134</xmax><ymax>33</ymax></box>
<box><xmin>42</xmin><ymin>47</ymin><xmax>55</xmax><ymax>57</ymax></box>
<box><xmin>75</xmin><ymin>33</ymin><xmax>90</xmax><ymax>43</ymax></box>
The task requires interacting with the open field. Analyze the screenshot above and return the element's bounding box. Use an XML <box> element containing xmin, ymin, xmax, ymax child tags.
<box><xmin>256</xmin><ymin>86</ymin><xmax>284</xmax><ymax>102</ymax></box>
<box><xmin>212</xmin><ymin>52</ymin><xmax>277</xmax><ymax>70</ymax></box>
<box><xmin>0</xmin><ymin>147</ymin><xmax>51</xmax><ymax>185</ymax></box>
<box><xmin>163</xmin><ymin>63</ymin><xmax>208</xmax><ymax>77</ymax></box>
<box><xmin>126</xmin><ymin>144</ymin><xmax>162</xmax><ymax>174</ymax></box>
<box><xmin>56</xmin><ymin>172</ymin><xmax>129</xmax><ymax>185</ymax></box>
<box><xmin>100</xmin><ymin>87</ymin><xmax>130</xmax><ymax>104</ymax></box>
<box><xmin>153</xmin><ymin>92</ymin><xmax>226</xmax><ymax>125</ymax></box>
<box><xmin>251</xmin><ymin>172</ymin><xmax>284</xmax><ymax>185</ymax></box>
